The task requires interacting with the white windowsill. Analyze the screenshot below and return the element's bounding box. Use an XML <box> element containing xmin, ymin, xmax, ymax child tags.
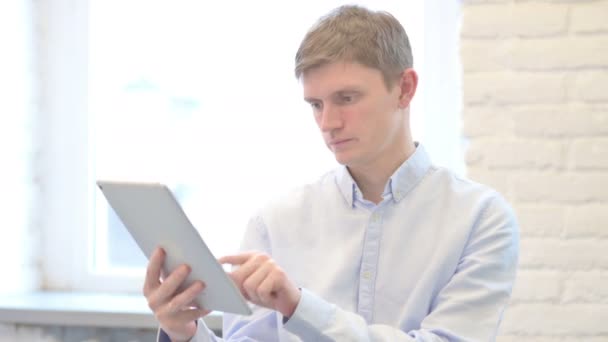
<box><xmin>0</xmin><ymin>291</ymin><xmax>222</xmax><ymax>332</ymax></box>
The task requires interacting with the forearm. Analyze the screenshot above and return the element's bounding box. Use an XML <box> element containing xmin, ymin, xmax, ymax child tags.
<box><xmin>284</xmin><ymin>289</ymin><xmax>450</xmax><ymax>341</ymax></box>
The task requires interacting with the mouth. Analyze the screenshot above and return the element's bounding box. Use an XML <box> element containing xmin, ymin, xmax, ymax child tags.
<box><xmin>329</xmin><ymin>138</ymin><xmax>353</xmax><ymax>149</ymax></box>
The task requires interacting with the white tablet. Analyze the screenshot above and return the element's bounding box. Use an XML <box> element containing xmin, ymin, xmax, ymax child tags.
<box><xmin>96</xmin><ymin>180</ymin><xmax>252</xmax><ymax>316</ymax></box>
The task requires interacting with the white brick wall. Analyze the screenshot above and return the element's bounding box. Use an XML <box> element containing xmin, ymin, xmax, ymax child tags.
<box><xmin>462</xmin><ymin>0</ymin><xmax>608</xmax><ymax>340</ymax></box>
<box><xmin>571</xmin><ymin>1</ymin><xmax>608</xmax><ymax>33</ymax></box>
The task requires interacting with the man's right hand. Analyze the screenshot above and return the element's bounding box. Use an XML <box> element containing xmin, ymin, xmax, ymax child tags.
<box><xmin>143</xmin><ymin>247</ymin><xmax>210</xmax><ymax>342</ymax></box>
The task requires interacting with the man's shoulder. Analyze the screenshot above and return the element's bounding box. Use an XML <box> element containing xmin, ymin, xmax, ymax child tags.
<box><xmin>257</xmin><ymin>168</ymin><xmax>338</xmax><ymax>215</ymax></box>
<box><xmin>427</xmin><ymin>166</ymin><xmax>509</xmax><ymax>208</ymax></box>
<box><xmin>419</xmin><ymin>166</ymin><xmax>518</xmax><ymax>245</ymax></box>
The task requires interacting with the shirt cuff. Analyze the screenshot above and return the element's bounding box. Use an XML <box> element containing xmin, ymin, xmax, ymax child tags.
<box><xmin>283</xmin><ymin>288</ymin><xmax>335</xmax><ymax>339</ymax></box>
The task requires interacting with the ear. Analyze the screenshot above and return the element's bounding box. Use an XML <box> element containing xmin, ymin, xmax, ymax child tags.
<box><xmin>397</xmin><ymin>68</ymin><xmax>418</xmax><ymax>109</ymax></box>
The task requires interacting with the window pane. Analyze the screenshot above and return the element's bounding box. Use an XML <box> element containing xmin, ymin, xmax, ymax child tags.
<box><xmin>89</xmin><ymin>1</ymin><xmax>424</xmax><ymax>272</ymax></box>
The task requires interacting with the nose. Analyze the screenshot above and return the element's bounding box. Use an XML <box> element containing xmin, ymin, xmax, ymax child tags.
<box><xmin>318</xmin><ymin>104</ymin><xmax>343</xmax><ymax>132</ymax></box>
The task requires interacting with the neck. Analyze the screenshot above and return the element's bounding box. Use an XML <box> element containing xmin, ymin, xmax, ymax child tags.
<box><xmin>349</xmin><ymin>140</ymin><xmax>416</xmax><ymax>204</ymax></box>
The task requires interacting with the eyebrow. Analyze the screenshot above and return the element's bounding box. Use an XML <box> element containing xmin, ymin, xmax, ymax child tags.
<box><xmin>304</xmin><ymin>97</ymin><xmax>319</xmax><ymax>103</ymax></box>
<box><xmin>304</xmin><ymin>87</ymin><xmax>364</xmax><ymax>103</ymax></box>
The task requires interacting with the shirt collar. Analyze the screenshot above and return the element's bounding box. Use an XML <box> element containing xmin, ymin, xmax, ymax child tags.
<box><xmin>335</xmin><ymin>143</ymin><xmax>432</xmax><ymax>207</ymax></box>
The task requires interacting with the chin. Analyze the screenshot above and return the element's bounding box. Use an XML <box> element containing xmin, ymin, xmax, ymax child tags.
<box><xmin>333</xmin><ymin>152</ymin><xmax>356</xmax><ymax>166</ymax></box>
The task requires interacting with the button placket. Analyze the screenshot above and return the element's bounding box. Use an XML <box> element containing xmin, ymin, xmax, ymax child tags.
<box><xmin>357</xmin><ymin>207</ymin><xmax>384</xmax><ymax>323</ymax></box>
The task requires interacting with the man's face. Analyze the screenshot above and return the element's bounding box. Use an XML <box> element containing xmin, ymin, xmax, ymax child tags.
<box><xmin>302</xmin><ymin>62</ymin><xmax>409</xmax><ymax>168</ymax></box>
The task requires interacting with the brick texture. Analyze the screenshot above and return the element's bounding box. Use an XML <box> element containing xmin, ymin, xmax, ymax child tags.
<box><xmin>501</xmin><ymin>304</ymin><xmax>608</xmax><ymax>335</ymax></box>
<box><xmin>520</xmin><ymin>238</ymin><xmax>608</xmax><ymax>270</ymax></box>
<box><xmin>564</xmin><ymin>204</ymin><xmax>608</xmax><ymax>238</ymax></box>
<box><xmin>571</xmin><ymin>71</ymin><xmax>608</xmax><ymax>103</ymax></box>
<box><xmin>568</xmin><ymin>139</ymin><xmax>608</xmax><ymax>170</ymax></box>
<box><xmin>464</xmin><ymin>72</ymin><xmax>568</xmax><ymax>105</ymax></box>
<box><xmin>510</xmin><ymin>270</ymin><xmax>561</xmax><ymax>302</ymax></box>
<box><xmin>462</xmin><ymin>0</ymin><xmax>608</xmax><ymax>340</ymax></box>
<box><xmin>512</xmin><ymin>172</ymin><xmax>608</xmax><ymax>202</ymax></box>
<box><xmin>571</xmin><ymin>1</ymin><xmax>608</xmax><ymax>33</ymax></box>
<box><xmin>462</xmin><ymin>3</ymin><xmax>569</xmax><ymax>38</ymax></box>
<box><xmin>513</xmin><ymin>204</ymin><xmax>564</xmax><ymax>237</ymax></box>
<box><xmin>563</xmin><ymin>271</ymin><xmax>608</xmax><ymax>304</ymax></box>
<box><xmin>512</xmin><ymin>105</ymin><xmax>608</xmax><ymax>138</ymax></box>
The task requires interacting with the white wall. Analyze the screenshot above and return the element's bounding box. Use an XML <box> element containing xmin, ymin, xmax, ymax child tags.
<box><xmin>0</xmin><ymin>0</ymin><xmax>39</xmax><ymax>293</ymax></box>
<box><xmin>461</xmin><ymin>0</ymin><xmax>608</xmax><ymax>340</ymax></box>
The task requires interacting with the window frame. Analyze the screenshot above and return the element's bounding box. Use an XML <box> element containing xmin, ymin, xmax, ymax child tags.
<box><xmin>39</xmin><ymin>0</ymin><xmax>145</xmax><ymax>292</ymax></box>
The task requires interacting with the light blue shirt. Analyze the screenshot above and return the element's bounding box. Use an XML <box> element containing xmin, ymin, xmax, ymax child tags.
<box><xmin>160</xmin><ymin>144</ymin><xmax>519</xmax><ymax>341</ymax></box>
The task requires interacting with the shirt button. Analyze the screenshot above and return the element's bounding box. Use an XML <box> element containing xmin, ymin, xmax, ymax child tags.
<box><xmin>362</xmin><ymin>271</ymin><xmax>371</xmax><ymax>279</ymax></box>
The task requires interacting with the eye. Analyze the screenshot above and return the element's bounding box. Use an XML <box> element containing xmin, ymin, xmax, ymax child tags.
<box><xmin>337</xmin><ymin>93</ymin><xmax>358</xmax><ymax>105</ymax></box>
<box><xmin>310</xmin><ymin>101</ymin><xmax>322</xmax><ymax>111</ymax></box>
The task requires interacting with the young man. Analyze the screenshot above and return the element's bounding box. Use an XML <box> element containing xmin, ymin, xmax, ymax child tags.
<box><xmin>146</xmin><ymin>5</ymin><xmax>519</xmax><ymax>341</ymax></box>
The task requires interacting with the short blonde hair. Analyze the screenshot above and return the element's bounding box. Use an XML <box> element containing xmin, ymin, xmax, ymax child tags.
<box><xmin>295</xmin><ymin>5</ymin><xmax>413</xmax><ymax>89</ymax></box>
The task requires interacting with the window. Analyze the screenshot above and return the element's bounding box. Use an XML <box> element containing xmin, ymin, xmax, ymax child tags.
<box><xmin>0</xmin><ymin>0</ymin><xmax>36</xmax><ymax>293</ymax></box>
<box><xmin>42</xmin><ymin>0</ymin><xmax>462</xmax><ymax>292</ymax></box>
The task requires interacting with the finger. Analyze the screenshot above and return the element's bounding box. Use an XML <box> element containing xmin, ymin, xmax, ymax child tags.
<box><xmin>218</xmin><ymin>253</ymin><xmax>253</xmax><ymax>266</ymax></box>
<box><xmin>166</xmin><ymin>281</ymin><xmax>206</xmax><ymax>314</ymax></box>
<box><xmin>229</xmin><ymin>253</ymin><xmax>270</xmax><ymax>285</ymax></box>
<box><xmin>257</xmin><ymin>270</ymin><xmax>280</xmax><ymax>304</ymax></box>
<box><xmin>147</xmin><ymin>264</ymin><xmax>191</xmax><ymax>310</ymax></box>
<box><xmin>242</xmin><ymin>261</ymin><xmax>274</xmax><ymax>304</ymax></box>
<box><xmin>156</xmin><ymin>306</ymin><xmax>209</xmax><ymax>333</ymax></box>
<box><xmin>143</xmin><ymin>247</ymin><xmax>165</xmax><ymax>296</ymax></box>
<box><xmin>170</xmin><ymin>307</ymin><xmax>210</xmax><ymax>324</ymax></box>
